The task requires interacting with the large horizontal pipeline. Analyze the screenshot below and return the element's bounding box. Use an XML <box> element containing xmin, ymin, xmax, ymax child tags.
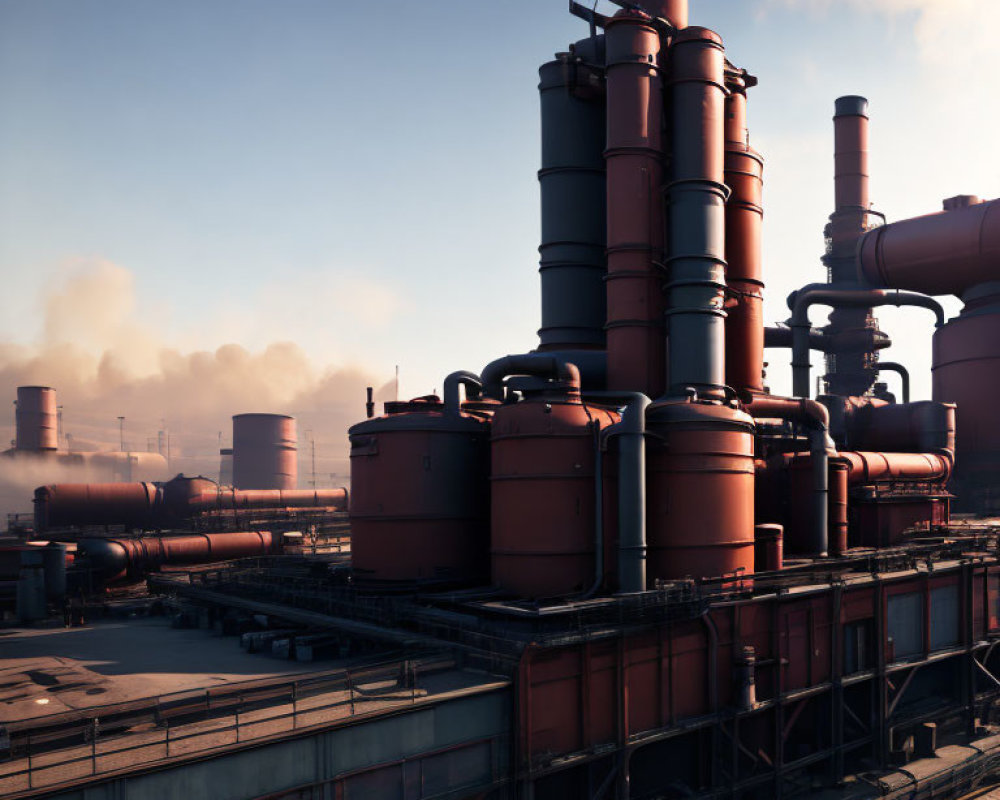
<box><xmin>34</xmin><ymin>480</ymin><xmax>349</xmax><ymax>532</ymax></box>
<box><xmin>838</xmin><ymin>451</ymin><xmax>952</xmax><ymax>485</ymax></box>
<box><xmin>76</xmin><ymin>531</ymin><xmax>276</xmax><ymax>581</ymax></box>
<box><xmin>858</xmin><ymin>197</ymin><xmax>1000</xmax><ymax>297</ymax></box>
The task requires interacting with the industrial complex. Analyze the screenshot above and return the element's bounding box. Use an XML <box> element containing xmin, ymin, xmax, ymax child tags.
<box><xmin>5</xmin><ymin>1</ymin><xmax>1000</xmax><ymax>798</ymax></box>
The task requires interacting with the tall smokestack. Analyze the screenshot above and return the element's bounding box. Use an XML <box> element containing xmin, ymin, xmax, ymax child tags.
<box><xmin>823</xmin><ymin>95</ymin><xmax>884</xmax><ymax>397</ymax></box>
<box><xmin>15</xmin><ymin>386</ymin><xmax>58</xmax><ymax>452</ymax></box>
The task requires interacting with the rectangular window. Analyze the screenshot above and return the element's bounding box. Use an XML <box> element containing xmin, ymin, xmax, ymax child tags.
<box><xmin>929</xmin><ymin>584</ymin><xmax>960</xmax><ymax>650</ymax></box>
<box><xmin>887</xmin><ymin>592</ymin><xmax>924</xmax><ymax>661</ymax></box>
<box><xmin>844</xmin><ymin>619</ymin><xmax>873</xmax><ymax>674</ymax></box>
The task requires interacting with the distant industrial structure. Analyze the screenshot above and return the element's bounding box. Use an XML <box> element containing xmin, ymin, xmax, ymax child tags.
<box><xmin>3</xmin><ymin>386</ymin><xmax>169</xmax><ymax>482</ymax></box>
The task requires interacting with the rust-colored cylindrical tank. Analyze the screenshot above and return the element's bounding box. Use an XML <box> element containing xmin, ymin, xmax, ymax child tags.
<box><xmin>34</xmin><ymin>482</ymin><xmax>161</xmax><ymax>531</ymax></box>
<box><xmin>933</xmin><ymin>294</ymin><xmax>1000</xmax><ymax>494</ymax></box>
<box><xmin>233</xmin><ymin>413</ymin><xmax>297</xmax><ymax>490</ymax></box>
<box><xmin>491</xmin><ymin>379</ymin><xmax>619</xmax><ymax>597</ymax></box>
<box><xmin>723</xmin><ymin>76</ymin><xmax>764</xmax><ymax>396</ymax></box>
<box><xmin>645</xmin><ymin>400</ymin><xmax>755</xmax><ymax>581</ymax></box>
<box><xmin>349</xmin><ymin>392</ymin><xmax>492</xmax><ymax>584</ymax></box>
<box><xmin>604</xmin><ymin>9</ymin><xmax>666</xmax><ymax>397</ymax></box>
<box><xmin>16</xmin><ymin>386</ymin><xmax>58</xmax><ymax>452</ymax></box>
<box><xmin>754</xmin><ymin>524</ymin><xmax>782</xmax><ymax>571</ymax></box>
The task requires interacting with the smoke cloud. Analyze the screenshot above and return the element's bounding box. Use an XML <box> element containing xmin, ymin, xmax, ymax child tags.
<box><xmin>0</xmin><ymin>259</ymin><xmax>395</xmax><ymax>517</ymax></box>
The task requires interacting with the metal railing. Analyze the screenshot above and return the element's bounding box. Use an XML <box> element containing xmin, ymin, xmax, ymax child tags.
<box><xmin>0</xmin><ymin>654</ymin><xmax>453</xmax><ymax>797</ymax></box>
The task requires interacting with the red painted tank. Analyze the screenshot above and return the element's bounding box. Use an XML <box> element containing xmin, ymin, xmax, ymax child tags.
<box><xmin>645</xmin><ymin>400</ymin><xmax>755</xmax><ymax>581</ymax></box>
<box><xmin>753</xmin><ymin>524</ymin><xmax>782</xmax><ymax>571</ymax></box>
<box><xmin>349</xmin><ymin>394</ymin><xmax>493</xmax><ymax>584</ymax></box>
<box><xmin>490</xmin><ymin>378</ymin><xmax>619</xmax><ymax>598</ymax></box>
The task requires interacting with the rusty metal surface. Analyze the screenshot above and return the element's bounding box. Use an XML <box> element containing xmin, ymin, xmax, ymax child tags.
<box><xmin>724</xmin><ymin>76</ymin><xmax>765</xmax><ymax>396</ymax></box>
<box><xmin>232</xmin><ymin>413</ymin><xmax>297</xmax><ymax>491</ymax></box>
<box><xmin>490</xmin><ymin>388</ymin><xmax>619</xmax><ymax>598</ymax></box>
<box><xmin>76</xmin><ymin>531</ymin><xmax>275</xmax><ymax>581</ymax></box>
<box><xmin>645</xmin><ymin>400</ymin><xmax>755</xmax><ymax>581</ymax></box>
<box><xmin>34</xmin><ymin>482</ymin><xmax>162</xmax><ymax>531</ymax></box>
<box><xmin>349</xmin><ymin>403</ymin><xmax>491</xmax><ymax>584</ymax></box>
<box><xmin>604</xmin><ymin>9</ymin><xmax>666</xmax><ymax>397</ymax></box>
<box><xmin>934</xmin><ymin>307</ymin><xmax>1000</xmax><ymax>489</ymax></box>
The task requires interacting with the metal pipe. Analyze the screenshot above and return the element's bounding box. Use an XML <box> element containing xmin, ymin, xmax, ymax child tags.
<box><xmin>764</xmin><ymin>325</ymin><xmax>829</xmax><ymax>352</ymax></box>
<box><xmin>786</xmin><ymin>285</ymin><xmax>944</xmax><ymax>398</ymax></box>
<box><xmin>858</xmin><ymin>197</ymin><xmax>1000</xmax><ymax>297</ymax></box>
<box><xmin>875</xmin><ymin>362</ymin><xmax>910</xmax><ymax>404</ymax></box>
<box><xmin>584</xmin><ymin>392</ymin><xmax>651</xmax><ymax>593</ymax></box>
<box><xmin>667</xmin><ymin>27</ymin><xmax>729</xmax><ymax>396</ymax></box>
<box><xmin>480</xmin><ymin>353</ymin><xmax>580</xmax><ymax>401</ymax></box>
<box><xmin>746</xmin><ymin>395</ymin><xmax>832</xmax><ymax>556</ymax></box>
<box><xmin>442</xmin><ymin>371</ymin><xmax>482</xmax><ymax>415</ymax></box>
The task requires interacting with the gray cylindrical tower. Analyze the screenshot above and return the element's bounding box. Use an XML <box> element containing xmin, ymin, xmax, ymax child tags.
<box><xmin>232</xmin><ymin>414</ymin><xmax>297</xmax><ymax>490</ymax></box>
<box><xmin>16</xmin><ymin>386</ymin><xmax>58</xmax><ymax>451</ymax></box>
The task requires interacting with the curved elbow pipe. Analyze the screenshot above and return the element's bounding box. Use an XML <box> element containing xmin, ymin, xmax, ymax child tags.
<box><xmin>746</xmin><ymin>394</ymin><xmax>830</xmax><ymax>432</ymax></box>
<box><xmin>787</xmin><ymin>285</ymin><xmax>945</xmax><ymax>328</ymax></box>
<box><xmin>443</xmin><ymin>371</ymin><xmax>482</xmax><ymax>416</ymax></box>
<box><xmin>480</xmin><ymin>353</ymin><xmax>581</xmax><ymax>400</ymax></box>
<box><xmin>876</xmin><ymin>361</ymin><xmax>910</xmax><ymax>404</ymax></box>
<box><xmin>746</xmin><ymin>394</ymin><xmax>831</xmax><ymax>556</ymax></box>
<box><xmin>786</xmin><ymin>285</ymin><xmax>944</xmax><ymax>397</ymax></box>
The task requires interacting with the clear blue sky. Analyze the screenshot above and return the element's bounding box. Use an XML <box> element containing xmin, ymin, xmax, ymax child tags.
<box><xmin>1</xmin><ymin>0</ymin><xmax>996</xmax><ymax>408</ymax></box>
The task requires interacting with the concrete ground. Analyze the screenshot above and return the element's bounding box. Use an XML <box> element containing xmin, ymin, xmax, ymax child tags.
<box><xmin>0</xmin><ymin>617</ymin><xmax>320</xmax><ymax>723</ymax></box>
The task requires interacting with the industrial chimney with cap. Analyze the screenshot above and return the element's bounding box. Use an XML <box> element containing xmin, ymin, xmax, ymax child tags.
<box><xmin>232</xmin><ymin>413</ymin><xmax>297</xmax><ymax>490</ymax></box>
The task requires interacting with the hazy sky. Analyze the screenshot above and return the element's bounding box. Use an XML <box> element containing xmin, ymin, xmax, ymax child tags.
<box><xmin>1</xmin><ymin>0</ymin><xmax>998</xmax><ymax>438</ymax></box>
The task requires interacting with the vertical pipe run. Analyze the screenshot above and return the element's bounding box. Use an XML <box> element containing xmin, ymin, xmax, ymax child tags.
<box><xmin>585</xmin><ymin>392</ymin><xmax>652</xmax><ymax>594</ymax></box>
<box><xmin>825</xmin><ymin>95</ymin><xmax>881</xmax><ymax>396</ymax></box>
<box><xmin>604</xmin><ymin>10</ymin><xmax>666</xmax><ymax>397</ymax></box>
<box><xmin>723</xmin><ymin>75</ymin><xmax>765</xmax><ymax>396</ymax></box>
<box><xmin>666</xmin><ymin>28</ymin><xmax>729</xmax><ymax>396</ymax></box>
